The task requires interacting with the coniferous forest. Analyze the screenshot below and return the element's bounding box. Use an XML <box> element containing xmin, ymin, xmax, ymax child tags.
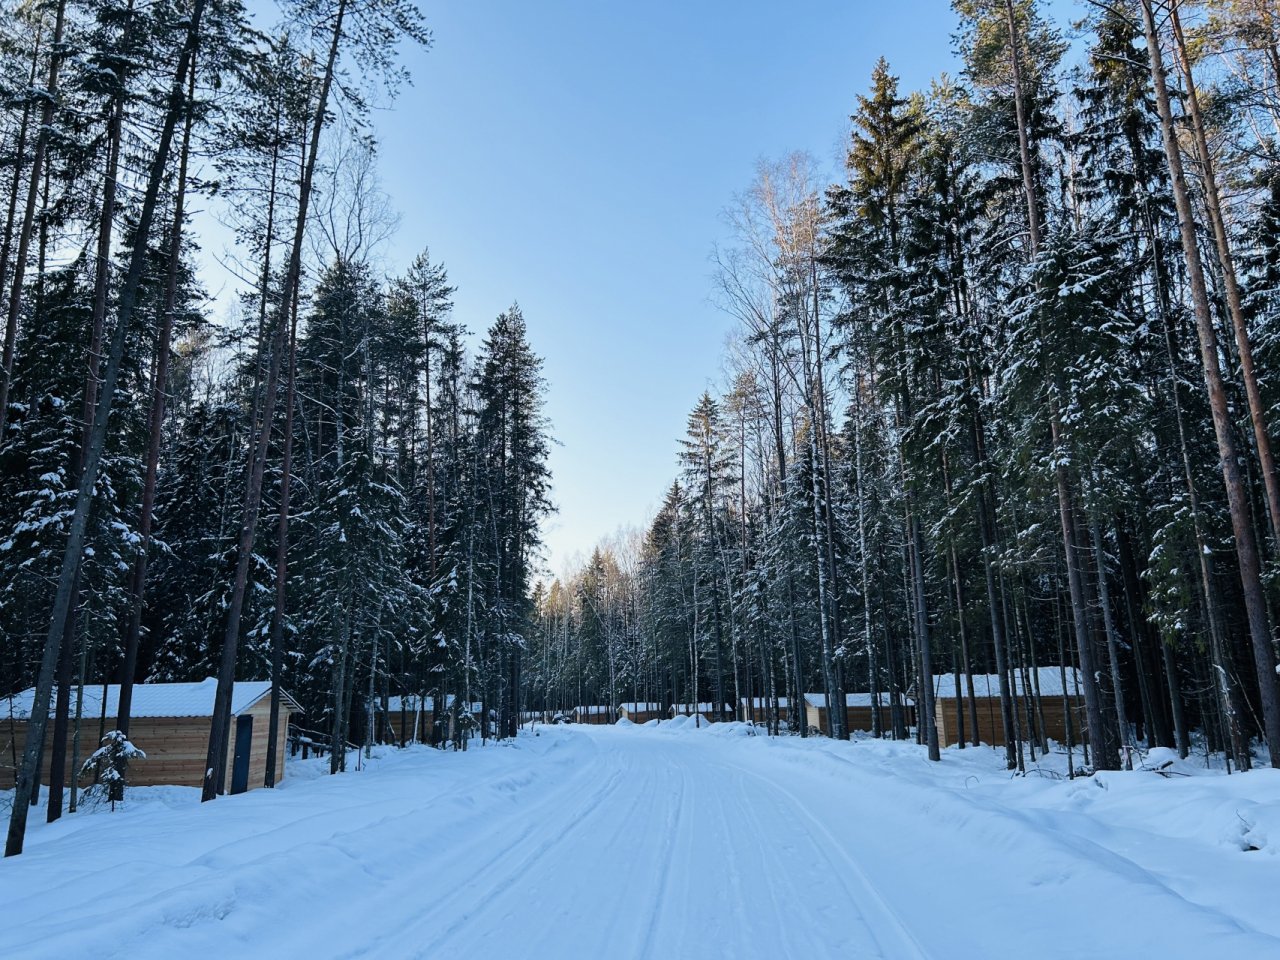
<box><xmin>526</xmin><ymin>0</ymin><xmax>1280</xmax><ymax>777</ymax></box>
<box><xmin>1</xmin><ymin>0</ymin><xmax>1280</xmax><ymax>886</ymax></box>
<box><xmin>0</xmin><ymin>0</ymin><xmax>551</xmax><ymax>855</ymax></box>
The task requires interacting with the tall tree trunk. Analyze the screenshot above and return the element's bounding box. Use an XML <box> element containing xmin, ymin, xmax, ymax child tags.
<box><xmin>265</xmin><ymin>210</ymin><xmax>299</xmax><ymax>788</ymax></box>
<box><xmin>812</xmin><ymin>265</ymin><xmax>848</xmax><ymax>740</ymax></box>
<box><xmin>908</xmin><ymin>508</ymin><xmax>941</xmax><ymax>760</ymax></box>
<box><xmin>49</xmin><ymin>77</ymin><xmax>130</xmax><ymax>819</ymax></box>
<box><xmin>808</xmin><ymin>413</ymin><xmax>842</xmax><ymax>740</ymax></box>
<box><xmin>852</xmin><ymin>378</ymin><xmax>882</xmax><ymax>739</ymax></box>
<box><xmin>118</xmin><ymin>51</ymin><xmax>195</xmax><ymax>742</ymax></box>
<box><xmin>1089</xmin><ymin>509</ymin><xmax>1132</xmax><ymax>766</ymax></box>
<box><xmin>969</xmin><ymin>370</ymin><xmax>1017</xmax><ymax>765</ymax></box>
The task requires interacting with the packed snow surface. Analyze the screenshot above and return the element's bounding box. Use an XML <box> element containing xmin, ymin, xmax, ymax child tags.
<box><xmin>2</xmin><ymin>723</ymin><xmax>1278</xmax><ymax>959</ymax></box>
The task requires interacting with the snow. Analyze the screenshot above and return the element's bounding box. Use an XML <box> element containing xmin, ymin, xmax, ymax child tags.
<box><xmin>930</xmin><ymin>665</ymin><xmax>1083</xmax><ymax>699</ymax></box>
<box><xmin>659</xmin><ymin>712</ymin><xmax>712</xmax><ymax>729</ymax></box>
<box><xmin>802</xmin><ymin>691</ymin><xmax>897</xmax><ymax>708</ymax></box>
<box><xmin>1</xmin><ymin>679</ymin><xmax>297</xmax><ymax>720</ymax></box>
<box><xmin>1</xmin><ymin>728</ymin><xmax>1277</xmax><ymax>958</ymax></box>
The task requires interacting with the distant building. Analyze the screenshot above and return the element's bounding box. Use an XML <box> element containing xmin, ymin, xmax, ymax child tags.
<box><xmin>802</xmin><ymin>692</ymin><xmax>908</xmax><ymax>736</ymax></box>
<box><xmin>571</xmin><ymin>705</ymin><xmax>614</xmax><ymax>725</ymax></box>
<box><xmin>616</xmin><ymin>702</ymin><xmax>662</xmax><ymax>723</ymax></box>
<box><xmin>375</xmin><ymin>695</ymin><xmax>483</xmax><ymax>743</ymax></box>
<box><xmin>738</xmin><ymin>696</ymin><xmax>791</xmax><ymax>725</ymax></box>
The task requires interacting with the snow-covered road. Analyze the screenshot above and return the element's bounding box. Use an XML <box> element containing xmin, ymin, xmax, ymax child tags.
<box><xmin>2</xmin><ymin>722</ymin><xmax>1278</xmax><ymax>959</ymax></box>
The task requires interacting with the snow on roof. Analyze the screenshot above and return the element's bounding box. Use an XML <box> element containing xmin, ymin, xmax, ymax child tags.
<box><xmin>572</xmin><ymin>705</ymin><xmax>613</xmax><ymax>715</ymax></box>
<box><xmin>802</xmin><ymin>692</ymin><xmax>895</xmax><ymax>709</ymax></box>
<box><xmin>618</xmin><ymin>702</ymin><xmax>661</xmax><ymax>712</ymax></box>
<box><xmin>739</xmin><ymin>697</ymin><xmax>790</xmax><ymax>708</ymax></box>
<box><xmin>930</xmin><ymin>667</ymin><xmax>1082</xmax><ymax>700</ymax></box>
<box><xmin>1</xmin><ymin>679</ymin><xmax>300</xmax><ymax>720</ymax></box>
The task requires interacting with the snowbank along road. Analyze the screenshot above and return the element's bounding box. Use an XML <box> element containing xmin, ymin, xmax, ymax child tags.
<box><xmin>2</xmin><ymin>720</ymin><xmax>1278</xmax><ymax>959</ymax></box>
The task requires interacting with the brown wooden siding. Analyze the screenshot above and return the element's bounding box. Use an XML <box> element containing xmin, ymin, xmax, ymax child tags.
<box><xmin>934</xmin><ymin>695</ymin><xmax>1086</xmax><ymax>747</ymax></box>
<box><xmin>804</xmin><ymin>703</ymin><xmax>916</xmax><ymax>735</ymax></box>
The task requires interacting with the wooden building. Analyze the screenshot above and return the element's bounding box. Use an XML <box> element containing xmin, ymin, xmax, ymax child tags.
<box><xmin>802</xmin><ymin>692</ymin><xmax>910</xmax><ymax>736</ymax></box>
<box><xmin>376</xmin><ymin>695</ymin><xmax>482</xmax><ymax>743</ymax></box>
<box><xmin>617</xmin><ymin>702</ymin><xmax>662</xmax><ymax>723</ymax></box>
<box><xmin>738</xmin><ymin>697</ymin><xmax>791</xmax><ymax>725</ymax></box>
<box><xmin>930</xmin><ymin>667</ymin><xmax>1085</xmax><ymax>747</ymax></box>
<box><xmin>0</xmin><ymin>680</ymin><xmax>301</xmax><ymax>794</ymax></box>
<box><xmin>571</xmin><ymin>705</ymin><xmax>614</xmax><ymax>725</ymax></box>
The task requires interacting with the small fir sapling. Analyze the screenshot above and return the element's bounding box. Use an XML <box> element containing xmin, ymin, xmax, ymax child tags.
<box><xmin>79</xmin><ymin>731</ymin><xmax>145</xmax><ymax>809</ymax></box>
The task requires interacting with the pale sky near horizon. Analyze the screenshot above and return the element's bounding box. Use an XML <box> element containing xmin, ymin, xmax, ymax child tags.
<box><xmin>210</xmin><ymin>0</ymin><xmax>1080</xmax><ymax>581</ymax></box>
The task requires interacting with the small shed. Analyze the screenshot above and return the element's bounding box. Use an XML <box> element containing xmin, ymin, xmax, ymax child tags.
<box><xmin>930</xmin><ymin>667</ymin><xmax>1085</xmax><ymax>747</ymax></box>
<box><xmin>617</xmin><ymin>702</ymin><xmax>662</xmax><ymax>723</ymax></box>
<box><xmin>802</xmin><ymin>692</ymin><xmax>909</xmax><ymax>736</ymax></box>
<box><xmin>738</xmin><ymin>696</ymin><xmax>791</xmax><ymax>724</ymax></box>
<box><xmin>571</xmin><ymin>705</ymin><xmax>614</xmax><ymax>725</ymax></box>
<box><xmin>0</xmin><ymin>679</ymin><xmax>301</xmax><ymax>794</ymax></box>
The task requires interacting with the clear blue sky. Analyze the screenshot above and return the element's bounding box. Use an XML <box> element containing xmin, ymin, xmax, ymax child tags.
<box><xmin>333</xmin><ymin>0</ymin><xmax>1078</xmax><ymax>577</ymax></box>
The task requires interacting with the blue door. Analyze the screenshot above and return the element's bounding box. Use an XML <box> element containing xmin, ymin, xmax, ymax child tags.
<box><xmin>231</xmin><ymin>714</ymin><xmax>253</xmax><ymax>794</ymax></box>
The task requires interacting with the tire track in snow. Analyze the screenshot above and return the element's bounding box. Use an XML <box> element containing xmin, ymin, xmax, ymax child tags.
<box><xmin>630</xmin><ymin>752</ymin><xmax>686</xmax><ymax>959</ymax></box>
<box><xmin>5</xmin><ymin>737</ymin><xmax>588</xmax><ymax>949</ymax></box>
<box><xmin>722</xmin><ymin>764</ymin><xmax>882</xmax><ymax>956</ymax></box>
<box><xmin>313</xmin><ymin>752</ymin><xmax>631</xmax><ymax>958</ymax></box>
<box><xmin>7</xmin><ymin>736</ymin><xmax>598</xmax><ymax>960</ymax></box>
<box><xmin>403</xmin><ymin>759</ymin><xmax>639</xmax><ymax>956</ymax></box>
<box><xmin>719</xmin><ymin>748</ymin><xmax>934</xmax><ymax>960</ymax></box>
<box><xmin>416</xmin><ymin>745</ymin><xmax>673</xmax><ymax>956</ymax></box>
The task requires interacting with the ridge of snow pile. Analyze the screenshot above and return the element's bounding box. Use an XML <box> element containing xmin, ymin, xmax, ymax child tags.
<box><xmin>659</xmin><ymin>713</ymin><xmax>711</xmax><ymax>731</ymax></box>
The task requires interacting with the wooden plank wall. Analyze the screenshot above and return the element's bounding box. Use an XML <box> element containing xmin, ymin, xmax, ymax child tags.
<box><xmin>381</xmin><ymin>707</ymin><xmax>423</xmax><ymax>744</ymax></box>
<box><xmin>804</xmin><ymin>703</ymin><xmax>916</xmax><ymax>735</ymax></box>
<box><xmin>934</xmin><ymin>695</ymin><xmax>1086</xmax><ymax>747</ymax></box>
